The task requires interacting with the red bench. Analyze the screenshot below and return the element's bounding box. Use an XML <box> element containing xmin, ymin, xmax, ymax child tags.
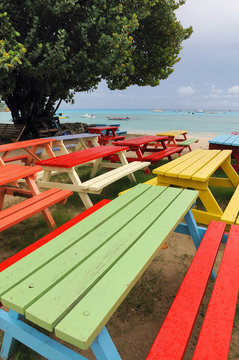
<box><xmin>143</xmin><ymin>146</ymin><xmax>184</xmax><ymax>163</ymax></box>
<box><xmin>146</xmin><ymin>220</ymin><xmax>239</xmax><ymax>360</ymax></box>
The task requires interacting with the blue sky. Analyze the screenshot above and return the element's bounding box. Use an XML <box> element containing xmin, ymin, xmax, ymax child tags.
<box><xmin>62</xmin><ymin>0</ymin><xmax>239</xmax><ymax>110</ymax></box>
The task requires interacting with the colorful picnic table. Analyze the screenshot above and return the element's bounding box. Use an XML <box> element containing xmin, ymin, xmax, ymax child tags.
<box><xmin>45</xmin><ymin>133</ymin><xmax>99</xmax><ymax>155</ymax></box>
<box><xmin>0</xmin><ymin>164</ymin><xmax>72</xmax><ymax>231</ymax></box>
<box><xmin>88</xmin><ymin>126</ymin><xmax>124</xmax><ymax>145</ymax></box>
<box><xmin>156</xmin><ymin>130</ymin><xmax>199</xmax><ymax>151</ymax></box>
<box><xmin>209</xmin><ymin>134</ymin><xmax>239</xmax><ymax>171</ymax></box>
<box><xmin>36</xmin><ymin>145</ymin><xmax>149</xmax><ymax>208</ymax></box>
<box><xmin>0</xmin><ymin>138</ymin><xmax>56</xmax><ymax>165</ymax></box>
<box><xmin>153</xmin><ymin>149</ymin><xmax>239</xmax><ymax>225</ymax></box>
<box><xmin>112</xmin><ymin>135</ymin><xmax>184</xmax><ymax>164</ymax></box>
<box><xmin>0</xmin><ymin>183</ymin><xmax>200</xmax><ymax>360</ymax></box>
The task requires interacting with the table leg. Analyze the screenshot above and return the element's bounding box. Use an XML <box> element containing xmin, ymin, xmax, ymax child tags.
<box><xmin>44</xmin><ymin>143</ymin><xmax>56</xmax><ymax>158</ymax></box>
<box><xmin>0</xmin><ymin>310</ymin><xmax>22</xmax><ymax>359</ymax></box>
<box><xmin>74</xmin><ymin>139</ymin><xmax>87</xmax><ymax>152</ymax></box>
<box><xmin>25</xmin><ymin>176</ymin><xmax>57</xmax><ymax>228</ymax></box>
<box><xmin>68</xmin><ymin>169</ymin><xmax>93</xmax><ymax>208</ymax></box>
<box><xmin>90</xmin><ymin>157</ymin><xmax>103</xmax><ymax>178</ymax></box>
<box><xmin>117</xmin><ymin>151</ymin><xmax>136</xmax><ymax>182</ymax></box>
<box><xmin>0</xmin><ymin>187</ymin><xmax>6</xmax><ymax>211</ymax></box>
<box><xmin>221</xmin><ymin>159</ymin><xmax>239</xmax><ymax>187</ymax></box>
<box><xmin>192</xmin><ymin>188</ymin><xmax>223</xmax><ymax>225</ymax></box>
<box><xmin>91</xmin><ymin>327</ymin><xmax>121</xmax><ymax>360</ymax></box>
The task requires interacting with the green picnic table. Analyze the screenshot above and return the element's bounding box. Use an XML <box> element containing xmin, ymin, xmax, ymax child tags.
<box><xmin>0</xmin><ymin>183</ymin><xmax>201</xmax><ymax>360</ymax></box>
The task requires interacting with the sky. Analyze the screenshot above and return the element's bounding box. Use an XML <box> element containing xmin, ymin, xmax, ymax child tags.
<box><xmin>62</xmin><ymin>0</ymin><xmax>239</xmax><ymax>110</ymax></box>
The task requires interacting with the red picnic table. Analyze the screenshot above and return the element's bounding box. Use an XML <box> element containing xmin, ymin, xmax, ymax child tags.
<box><xmin>112</xmin><ymin>135</ymin><xmax>184</xmax><ymax>165</ymax></box>
<box><xmin>0</xmin><ymin>138</ymin><xmax>56</xmax><ymax>166</ymax></box>
<box><xmin>88</xmin><ymin>126</ymin><xmax>125</xmax><ymax>145</ymax></box>
<box><xmin>0</xmin><ymin>164</ymin><xmax>72</xmax><ymax>232</ymax></box>
<box><xmin>36</xmin><ymin>145</ymin><xmax>149</xmax><ymax>209</ymax></box>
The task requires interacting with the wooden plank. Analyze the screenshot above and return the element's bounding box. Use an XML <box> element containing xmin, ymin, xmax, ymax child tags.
<box><xmin>193</xmin><ymin>224</ymin><xmax>239</xmax><ymax>359</ymax></box>
<box><xmin>152</xmin><ymin>150</ymin><xmax>202</xmax><ymax>176</ymax></box>
<box><xmin>0</xmin><ymin>184</ymin><xmax>153</xmax><ymax>297</ymax></box>
<box><xmin>0</xmin><ymin>164</ymin><xmax>42</xmax><ymax>186</ymax></box>
<box><xmin>178</xmin><ymin>150</ymin><xmax>221</xmax><ymax>180</ymax></box>
<box><xmin>0</xmin><ymin>200</ymin><xmax>111</xmax><ymax>272</ymax></box>
<box><xmin>178</xmin><ymin>138</ymin><xmax>199</xmax><ymax>146</ymax></box>
<box><xmin>208</xmin><ymin>134</ymin><xmax>232</xmax><ymax>144</ymax></box>
<box><xmin>53</xmin><ymin>188</ymin><xmax>198</xmax><ymax>349</ymax></box>
<box><xmin>192</xmin><ymin>150</ymin><xmax>232</xmax><ymax>181</ymax></box>
<box><xmin>36</xmin><ymin>146</ymin><xmax>129</xmax><ymax>168</ymax></box>
<box><xmin>160</xmin><ymin>151</ymin><xmax>216</xmax><ymax>178</ymax></box>
<box><xmin>0</xmin><ymin>189</ymin><xmax>72</xmax><ymax>232</ymax></box>
<box><xmin>221</xmin><ymin>185</ymin><xmax>239</xmax><ymax>224</ymax></box>
<box><xmin>85</xmin><ymin>162</ymin><xmax>149</xmax><ymax>191</ymax></box>
<box><xmin>146</xmin><ymin>221</ymin><xmax>226</xmax><ymax>360</ymax></box>
<box><xmin>4</xmin><ymin>186</ymin><xmax>168</xmax><ymax>317</ymax></box>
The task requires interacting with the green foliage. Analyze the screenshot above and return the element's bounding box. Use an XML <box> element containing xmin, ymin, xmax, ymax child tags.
<box><xmin>0</xmin><ymin>0</ymin><xmax>192</xmax><ymax>133</ymax></box>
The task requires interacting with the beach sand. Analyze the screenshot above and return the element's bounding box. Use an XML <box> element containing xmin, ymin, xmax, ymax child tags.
<box><xmin>1</xmin><ymin>134</ymin><xmax>238</xmax><ymax>360</ymax></box>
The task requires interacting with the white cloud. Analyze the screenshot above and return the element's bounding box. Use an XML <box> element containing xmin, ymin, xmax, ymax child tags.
<box><xmin>177</xmin><ymin>86</ymin><xmax>196</xmax><ymax>95</ymax></box>
<box><xmin>227</xmin><ymin>86</ymin><xmax>239</xmax><ymax>94</ymax></box>
<box><xmin>210</xmin><ymin>85</ymin><xmax>223</xmax><ymax>94</ymax></box>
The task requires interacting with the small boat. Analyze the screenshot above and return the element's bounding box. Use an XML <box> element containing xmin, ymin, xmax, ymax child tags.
<box><xmin>80</xmin><ymin>113</ymin><xmax>96</xmax><ymax>119</ymax></box>
<box><xmin>107</xmin><ymin>116</ymin><xmax>130</xmax><ymax>120</ymax></box>
<box><xmin>152</xmin><ymin>109</ymin><xmax>163</xmax><ymax>112</ymax></box>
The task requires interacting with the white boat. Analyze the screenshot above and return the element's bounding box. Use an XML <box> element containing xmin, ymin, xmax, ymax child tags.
<box><xmin>80</xmin><ymin>113</ymin><xmax>96</xmax><ymax>119</ymax></box>
<box><xmin>152</xmin><ymin>109</ymin><xmax>163</xmax><ymax>112</ymax></box>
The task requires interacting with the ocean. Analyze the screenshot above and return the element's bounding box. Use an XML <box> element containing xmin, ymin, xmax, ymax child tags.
<box><xmin>1</xmin><ymin>109</ymin><xmax>239</xmax><ymax>137</ymax></box>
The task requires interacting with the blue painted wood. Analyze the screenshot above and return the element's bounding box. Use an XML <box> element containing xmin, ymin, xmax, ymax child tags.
<box><xmin>0</xmin><ymin>310</ymin><xmax>87</xmax><ymax>360</ymax></box>
<box><xmin>209</xmin><ymin>134</ymin><xmax>232</xmax><ymax>144</ymax></box>
<box><xmin>223</xmin><ymin>135</ymin><xmax>238</xmax><ymax>146</ymax></box>
<box><xmin>231</xmin><ymin>135</ymin><xmax>239</xmax><ymax>146</ymax></box>
<box><xmin>91</xmin><ymin>327</ymin><xmax>122</xmax><ymax>360</ymax></box>
<box><xmin>0</xmin><ymin>310</ymin><xmax>21</xmax><ymax>359</ymax></box>
<box><xmin>182</xmin><ymin>210</ymin><xmax>216</xmax><ymax>279</ymax></box>
<box><xmin>175</xmin><ymin>223</ymin><xmax>228</xmax><ymax>244</ymax></box>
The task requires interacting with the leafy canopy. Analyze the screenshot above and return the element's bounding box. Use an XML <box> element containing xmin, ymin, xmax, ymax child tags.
<box><xmin>0</xmin><ymin>0</ymin><xmax>192</xmax><ymax>125</ymax></box>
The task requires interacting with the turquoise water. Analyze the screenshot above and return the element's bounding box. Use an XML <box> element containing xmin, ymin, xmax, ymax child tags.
<box><xmin>1</xmin><ymin>109</ymin><xmax>239</xmax><ymax>136</ymax></box>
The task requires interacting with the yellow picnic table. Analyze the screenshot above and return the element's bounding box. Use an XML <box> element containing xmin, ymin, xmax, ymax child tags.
<box><xmin>153</xmin><ymin>149</ymin><xmax>239</xmax><ymax>225</ymax></box>
<box><xmin>156</xmin><ymin>130</ymin><xmax>198</xmax><ymax>151</ymax></box>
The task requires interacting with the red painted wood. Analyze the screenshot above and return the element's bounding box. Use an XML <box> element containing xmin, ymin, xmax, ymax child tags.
<box><xmin>143</xmin><ymin>147</ymin><xmax>184</xmax><ymax>163</ymax></box>
<box><xmin>112</xmin><ymin>135</ymin><xmax>168</xmax><ymax>147</ymax></box>
<box><xmin>0</xmin><ymin>188</ymin><xmax>72</xmax><ymax>232</ymax></box>
<box><xmin>36</xmin><ymin>145</ymin><xmax>129</xmax><ymax>168</ymax></box>
<box><xmin>0</xmin><ymin>164</ymin><xmax>42</xmax><ymax>186</ymax></box>
<box><xmin>192</xmin><ymin>224</ymin><xmax>239</xmax><ymax>359</ymax></box>
<box><xmin>0</xmin><ymin>199</ymin><xmax>110</xmax><ymax>272</ymax></box>
<box><xmin>146</xmin><ymin>221</ymin><xmax>226</xmax><ymax>360</ymax></box>
<box><xmin>0</xmin><ymin>138</ymin><xmax>55</xmax><ymax>153</ymax></box>
<box><xmin>3</xmin><ymin>155</ymin><xmax>28</xmax><ymax>163</ymax></box>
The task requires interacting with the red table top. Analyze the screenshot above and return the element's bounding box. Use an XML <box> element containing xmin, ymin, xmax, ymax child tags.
<box><xmin>88</xmin><ymin>126</ymin><xmax>118</xmax><ymax>133</ymax></box>
<box><xmin>0</xmin><ymin>164</ymin><xmax>42</xmax><ymax>186</ymax></box>
<box><xmin>36</xmin><ymin>145</ymin><xmax>129</xmax><ymax>168</ymax></box>
<box><xmin>0</xmin><ymin>138</ymin><xmax>55</xmax><ymax>153</ymax></box>
<box><xmin>112</xmin><ymin>135</ymin><xmax>168</xmax><ymax>147</ymax></box>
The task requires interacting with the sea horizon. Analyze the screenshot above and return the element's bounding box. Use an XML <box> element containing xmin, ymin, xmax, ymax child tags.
<box><xmin>1</xmin><ymin>108</ymin><xmax>239</xmax><ymax>137</ymax></box>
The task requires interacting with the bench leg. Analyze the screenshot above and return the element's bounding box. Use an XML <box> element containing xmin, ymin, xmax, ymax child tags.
<box><xmin>117</xmin><ymin>152</ymin><xmax>136</xmax><ymax>183</ymax></box>
<box><xmin>0</xmin><ymin>309</ymin><xmax>87</xmax><ymax>360</ymax></box>
<box><xmin>0</xmin><ymin>310</ymin><xmax>21</xmax><ymax>359</ymax></box>
<box><xmin>184</xmin><ymin>209</ymin><xmax>216</xmax><ymax>279</ymax></box>
<box><xmin>68</xmin><ymin>169</ymin><xmax>93</xmax><ymax>209</ymax></box>
<box><xmin>91</xmin><ymin>327</ymin><xmax>121</xmax><ymax>360</ymax></box>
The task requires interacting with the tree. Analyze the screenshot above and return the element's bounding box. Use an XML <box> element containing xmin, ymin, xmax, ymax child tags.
<box><xmin>0</xmin><ymin>0</ymin><xmax>192</xmax><ymax>137</ymax></box>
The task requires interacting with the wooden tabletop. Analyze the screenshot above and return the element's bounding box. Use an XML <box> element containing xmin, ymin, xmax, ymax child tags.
<box><xmin>0</xmin><ymin>183</ymin><xmax>198</xmax><ymax>350</ymax></box>
<box><xmin>112</xmin><ymin>135</ymin><xmax>167</xmax><ymax>147</ymax></box>
<box><xmin>0</xmin><ymin>138</ymin><xmax>56</xmax><ymax>153</ymax></box>
<box><xmin>209</xmin><ymin>134</ymin><xmax>239</xmax><ymax>147</ymax></box>
<box><xmin>156</xmin><ymin>130</ymin><xmax>188</xmax><ymax>137</ymax></box>
<box><xmin>36</xmin><ymin>145</ymin><xmax>129</xmax><ymax>168</ymax></box>
<box><xmin>88</xmin><ymin>126</ymin><xmax>118</xmax><ymax>132</ymax></box>
<box><xmin>153</xmin><ymin>149</ymin><xmax>232</xmax><ymax>182</ymax></box>
<box><xmin>46</xmin><ymin>133</ymin><xmax>99</xmax><ymax>141</ymax></box>
<box><xmin>0</xmin><ymin>164</ymin><xmax>42</xmax><ymax>185</ymax></box>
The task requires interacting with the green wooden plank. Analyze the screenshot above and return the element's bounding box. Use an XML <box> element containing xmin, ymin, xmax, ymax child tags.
<box><xmin>54</xmin><ymin>189</ymin><xmax>198</xmax><ymax>349</ymax></box>
<box><xmin>24</xmin><ymin>188</ymin><xmax>188</xmax><ymax>331</ymax></box>
<box><xmin>1</xmin><ymin>185</ymin><xmax>166</xmax><ymax>314</ymax></box>
<box><xmin>0</xmin><ymin>183</ymin><xmax>150</xmax><ymax>297</ymax></box>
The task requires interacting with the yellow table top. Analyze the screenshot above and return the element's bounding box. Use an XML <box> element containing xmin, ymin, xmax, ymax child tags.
<box><xmin>156</xmin><ymin>130</ymin><xmax>188</xmax><ymax>137</ymax></box>
<box><xmin>153</xmin><ymin>149</ymin><xmax>233</xmax><ymax>182</ymax></box>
